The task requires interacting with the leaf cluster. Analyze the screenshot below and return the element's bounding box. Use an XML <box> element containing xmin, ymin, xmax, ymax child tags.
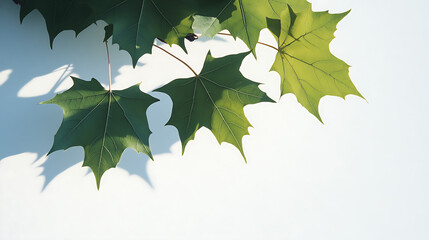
<box><xmin>15</xmin><ymin>0</ymin><xmax>363</xmax><ymax>188</ymax></box>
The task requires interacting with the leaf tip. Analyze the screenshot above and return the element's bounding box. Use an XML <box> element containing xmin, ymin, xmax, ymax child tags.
<box><xmin>46</xmin><ymin>147</ymin><xmax>55</xmax><ymax>156</ymax></box>
<box><xmin>316</xmin><ymin>115</ymin><xmax>324</xmax><ymax>124</ymax></box>
<box><xmin>261</xmin><ymin>92</ymin><xmax>276</xmax><ymax>103</ymax></box>
<box><xmin>87</xmin><ymin>165</ymin><xmax>103</xmax><ymax>190</ymax></box>
<box><xmin>338</xmin><ymin>9</ymin><xmax>352</xmax><ymax>19</ymax></box>
<box><xmin>40</xmin><ymin>93</ymin><xmax>60</xmax><ymax>104</ymax></box>
<box><xmin>250</xmin><ymin>48</ymin><xmax>257</xmax><ymax>60</ymax></box>
<box><xmin>48</xmin><ymin>34</ymin><xmax>56</xmax><ymax>49</ymax></box>
<box><xmin>147</xmin><ymin>150</ymin><xmax>155</xmax><ymax>161</ymax></box>
<box><xmin>205</xmin><ymin>50</ymin><xmax>215</xmax><ymax>61</ymax></box>
<box><xmin>354</xmin><ymin>91</ymin><xmax>367</xmax><ymax>103</ymax></box>
<box><xmin>181</xmin><ymin>143</ymin><xmax>187</xmax><ymax>156</ymax></box>
<box><xmin>131</xmin><ymin>55</ymin><xmax>140</xmax><ymax>68</ymax></box>
<box><xmin>235</xmin><ymin>143</ymin><xmax>247</xmax><ymax>163</ymax></box>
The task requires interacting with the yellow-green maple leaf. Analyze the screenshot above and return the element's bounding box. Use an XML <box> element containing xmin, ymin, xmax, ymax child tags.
<box><xmin>268</xmin><ymin>6</ymin><xmax>363</xmax><ymax>121</ymax></box>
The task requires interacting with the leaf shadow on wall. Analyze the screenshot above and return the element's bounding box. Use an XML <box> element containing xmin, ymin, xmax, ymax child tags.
<box><xmin>0</xmin><ymin>1</ymin><xmax>179</xmax><ymax>190</ymax></box>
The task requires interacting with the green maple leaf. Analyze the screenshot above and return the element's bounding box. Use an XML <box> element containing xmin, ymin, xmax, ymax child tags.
<box><xmin>267</xmin><ymin>6</ymin><xmax>363</xmax><ymax>121</ymax></box>
<box><xmin>156</xmin><ymin>52</ymin><xmax>274</xmax><ymax>159</ymax></box>
<box><xmin>192</xmin><ymin>15</ymin><xmax>222</xmax><ymax>38</ymax></box>
<box><xmin>18</xmin><ymin>0</ymin><xmax>235</xmax><ymax>65</ymax></box>
<box><xmin>43</xmin><ymin>77</ymin><xmax>158</xmax><ymax>188</ymax></box>
<box><xmin>268</xmin><ymin>0</ymin><xmax>310</xmax><ymax>16</ymax></box>
<box><xmin>85</xmin><ymin>0</ymin><xmax>235</xmax><ymax>66</ymax></box>
<box><xmin>209</xmin><ymin>0</ymin><xmax>274</xmax><ymax>54</ymax></box>
<box><xmin>19</xmin><ymin>0</ymin><xmax>94</xmax><ymax>46</ymax></box>
<box><xmin>193</xmin><ymin>0</ymin><xmax>310</xmax><ymax>54</ymax></box>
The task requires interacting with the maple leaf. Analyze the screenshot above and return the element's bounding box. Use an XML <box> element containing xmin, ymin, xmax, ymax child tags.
<box><xmin>18</xmin><ymin>0</ymin><xmax>235</xmax><ymax>65</ymax></box>
<box><xmin>85</xmin><ymin>0</ymin><xmax>235</xmax><ymax>66</ymax></box>
<box><xmin>43</xmin><ymin>77</ymin><xmax>158</xmax><ymax>188</ymax></box>
<box><xmin>193</xmin><ymin>0</ymin><xmax>311</xmax><ymax>54</ymax></box>
<box><xmin>156</xmin><ymin>52</ymin><xmax>274</xmax><ymax>159</ymax></box>
<box><xmin>19</xmin><ymin>0</ymin><xmax>94</xmax><ymax>47</ymax></box>
<box><xmin>267</xmin><ymin>6</ymin><xmax>363</xmax><ymax>121</ymax></box>
<box><xmin>203</xmin><ymin>0</ymin><xmax>274</xmax><ymax>54</ymax></box>
<box><xmin>268</xmin><ymin>0</ymin><xmax>310</xmax><ymax>16</ymax></box>
<box><xmin>192</xmin><ymin>15</ymin><xmax>223</xmax><ymax>38</ymax></box>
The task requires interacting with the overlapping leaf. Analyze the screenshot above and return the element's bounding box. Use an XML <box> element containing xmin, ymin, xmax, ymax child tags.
<box><xmin>268</xmin><ymin>0</ymin><xmax>310</xmax><ymax>16</ymax></box>
<box><xmin>193</xmin><ymin>0</ymin><xmax>311</xmax><ymax>54</ymax></box>
<box><xmin>43</xmin><ymin>77</ymin><xmax>158</xmax><ymax>188</ymax></box>
<box><xmin>18</xmin><ymin>0</ymin><xmax>235</xmax><ymax>65</ymax></box>
<box><xmin>156</xmin><ymin>52</ymin><xmax>274</xmax><ymax>158</ymax></box>
<box><xmin>268</xmin><ymin>6</ymin><xmax>363</xmax><ymax>121</ymax></box>
<box><xmin>194</xmin><ymin>0</ymin><xmax>274</xmax><ymax>54</ymax></box>
<box><xmin>15</xmin><ymin>0</ymin><xmax>362</xmax><ymax>188</ymax></box>
<box><xmin>84</xmin><ymin>0</ymin><xmax>235</xmax><ymax>66</ymax></box>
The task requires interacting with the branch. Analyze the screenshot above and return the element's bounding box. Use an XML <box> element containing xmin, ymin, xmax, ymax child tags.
<box><xmin>152</xmin><ymin>44</ymin><xmax>198</xmax><ymax>76</ymax></box>
<box><xmin>204</xmin><ymin>32</ymin><xmax>279</xmax><ymax>51</ymax></box>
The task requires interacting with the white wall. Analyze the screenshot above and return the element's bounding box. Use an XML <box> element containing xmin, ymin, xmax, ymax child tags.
<box><xmin>1</xmin><ymin>0</ymin><xmax>428</xmax><ymax>239</ymax></box>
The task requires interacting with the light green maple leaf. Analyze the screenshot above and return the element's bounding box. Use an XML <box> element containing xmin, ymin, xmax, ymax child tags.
<box><xmin>193</xmin><ymin>0</ymin><xmax>311</xmax><ymax>54</ymax></box>
<box><xmin>43</xmin><ymin>77</ymin><xmax>158</xmax><ymax>188</ymax></box>
<box><xmin>19</xmin><ymin>0</ymin><xmax>94</xmax><ymax>46</ymax></box>
<box><xmin>268</xmin><ymin>0</ymin><xmax>310</xmax><ymax>16</ymax></box>
<box><xmin>192</xmin><ymin>15</ymin><xmax>222</xmax><ymax>38</ymax></box>
<box><xmin>156</xmin><ymin>52</ymin><xmax>274</xmax><ymax>159</ymax></box>
<box><xmin>268</xmin><ymin>6</ymin><xmax>363</xmax><ymax>121</ymax></box>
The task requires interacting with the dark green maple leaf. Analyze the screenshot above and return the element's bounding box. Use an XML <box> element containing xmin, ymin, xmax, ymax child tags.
<box><xmin>84</xmin><ymin>0</ymin><xmax>235</xmax><ymax>66</ymax></box>
<box><xmin>43</xmin><ymin>77</ymin><xmax>158</xmax><ymax>188</ymax></box>
<box><xmin>18</xmin><ymin>0</ymin><xmax>235</xmax><ymax>65</ymax></box>
<box><xmin>19</xmin><ymin>0</ymin><xmax>94</xmax><ymax>47</ymax></box>
<box><xmin>156</xmin><ymin>52</ymin><xmax>274</xmax><ymax>159</ymax></box>
<box><xmin>267</xmin><ymin>6</ymin><xmax>363</xmax><ymax>121</ymax></box>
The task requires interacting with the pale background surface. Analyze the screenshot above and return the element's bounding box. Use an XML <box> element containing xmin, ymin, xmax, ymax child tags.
<box><xmin>1</xmin><ymin>0</ymin><xmax>428</xmax><ymax>239</ymax></box>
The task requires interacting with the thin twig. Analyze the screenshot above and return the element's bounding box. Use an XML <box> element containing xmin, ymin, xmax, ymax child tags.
<box><xmin>216</xmin><ymin>32</ymin><xmax>232</xmax><ymax>37</ymax></box>
<box><xmin>105</xmin><ymin>41</ymin><xmax>112</xmax><ymax>92</ymax></box>
<box><xmin>257</xmin><ymin>42</ymin><xmax>279</xmax><ymax>51</ymax></box>
<box><xmin>216</xmin><ymin>32</ymin><xmax>279</xmax><ymax>51</ymax></box>
<box><xmin>153</xmin><ymin>44</ymin><xmax>198</xmax><ymax>76</ymax></box>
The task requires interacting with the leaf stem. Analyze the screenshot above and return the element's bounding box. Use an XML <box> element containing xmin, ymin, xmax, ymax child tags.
<box><xmin>105</xmin><ymin>41</ymin><xmax>112</xmax><ymax>92</ymax></box>
<box><xmin>256</xmin><ymin>41</ymin><xmax>279</xmax><ymax>51</ymax></box>
<box><xmin>213</xmin><ymin>32</ymin><xmax>279</xmax><ymax>51</ymax></box>
<box><xmin>153</xmin><ymin>44</ymin><xmax>198</xmax><ymax>76</ymax></box>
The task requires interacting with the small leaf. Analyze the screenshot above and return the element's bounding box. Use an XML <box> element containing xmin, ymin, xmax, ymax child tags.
<box><xmin>156</xmin><ymin>52</ymin><xmax>274</xmax><ymax>159</ymax></box>
<box><xmin>192</xmin><ymin>15</ymin><xmax>222</xmax><ymax>38</ymax></box>
<box><xmin>43</xmin><ymin>77</ymin><xmax>158</xmax><ymax>188</ymax></box>
<box><xmin>268</xmin><ymin>5</ymin><xmax>363</xmax><ymax>122</ymax></box>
